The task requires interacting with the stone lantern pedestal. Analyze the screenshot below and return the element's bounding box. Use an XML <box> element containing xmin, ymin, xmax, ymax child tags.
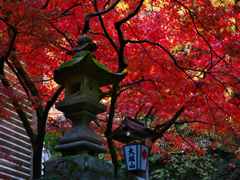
<box><xmin>43</xmin><ymin>36</ymin><xmax>126</xmax><ymax>180</ymax></box>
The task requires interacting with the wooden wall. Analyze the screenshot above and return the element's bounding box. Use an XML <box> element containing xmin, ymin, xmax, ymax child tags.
<box><xmin>0</xmin><ymin>67</ymin><xmax>32</xmax><ymax>179</ymax></box>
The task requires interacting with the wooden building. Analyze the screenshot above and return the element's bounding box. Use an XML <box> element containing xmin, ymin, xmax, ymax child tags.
<box><xmin>0</xmin><ymin>66</ymin><xmax>32</xmax><ymax>179</ymax></box>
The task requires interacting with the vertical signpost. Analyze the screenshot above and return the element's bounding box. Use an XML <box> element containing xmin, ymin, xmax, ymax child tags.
<box><xmin>123</xmin><ymin>144</ymin><xmax>149</xmax><ymax>180</ymax></box>
<box><xmin>111</xmin><ymin>118</ymin><xmax>153</xmax><ymax>180</ymax></box>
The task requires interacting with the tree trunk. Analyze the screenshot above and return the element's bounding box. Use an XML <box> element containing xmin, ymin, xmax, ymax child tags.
<box><xmin>32</xmin><ymin>140</ymin><xmax>44</xmax><ymax>180</ymax></box>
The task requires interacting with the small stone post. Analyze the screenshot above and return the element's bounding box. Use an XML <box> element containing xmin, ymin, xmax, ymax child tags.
<box><xmin>44</xmin><ymin>36</ymin><xmax>125</xmax><ymax>180</ymax></box>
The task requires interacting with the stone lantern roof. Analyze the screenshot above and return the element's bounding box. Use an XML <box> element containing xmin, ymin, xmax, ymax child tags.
<box><xmin>54</xmin><ymin>50</ymin><xmax>126</xmax><ymax>86</ymax></box>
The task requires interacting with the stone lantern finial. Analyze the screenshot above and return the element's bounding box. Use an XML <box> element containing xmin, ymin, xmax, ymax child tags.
<box><xmin>73</xmin><ymin>35</ymin><xmax>97</xmax><ymax>53</ymax></box>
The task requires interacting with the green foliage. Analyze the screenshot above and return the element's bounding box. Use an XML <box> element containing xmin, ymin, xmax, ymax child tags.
<box><xmin>149</xmin><ymin>149</ymin><xmax>240</xmax><ymax>180</ymax></box>
<box><xmin>44</xmin><ymin>132</ymin><xmax>62</xmax><ymax>158</ymax></box>
<box><xmin>210</xmin><ymin>149</ymin><xmax>240</xmax><ymax>180</ymax></box>
<box><xmin>150</xmin><ymin>153</ymin><xmax>216</xmax><ymax>180</ymax></box>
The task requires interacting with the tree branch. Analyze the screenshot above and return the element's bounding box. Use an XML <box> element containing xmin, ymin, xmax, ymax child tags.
<box><xmin>50</xmin><ymin>23</ymin><xmax>74</xmax><ymax>48</ymax></box>
<box><xmin>88</xmin><ymin>1</ymin><xmax>144</xmax><ymax>176</ymax></box>
<box><xmin>82</xmin><ymin>0</ymin><xmax>121</xmax><ymax>34</ymax></box>
<box><xmin>5</xmin><ymin>60</ymin><xmax>32</xmax><ymax>98</ymax></box>
<box><xmin>114</xmin><ymin>0</ymin><xmax>144</xmax><ymax>71</ymax></box>
<box><xmin>0</xmin><ymin>57</ymin><xmax>4</xmax><ymax>79</ymax></box>
<box><xmin>152</xmin><ymin>106</ymin><xmax>185</xmax><ymax>142</ymax></box>
<box><xmin>115</xmin><ymin>0</ymin><xmax>144</xmax><ymax>26</ymax></box>
<box><xmin>173</xmin><ymin>0</ymin><xmax>225</xmax><ymax>71</ymax></box>
<box><xmin>119</xmin><ymin>77</ymin><xmax>157</xmax><ymax>95</ymax></box>
<box><xmin>41</xmin><ymin>0</ymin><xmax>50</xmax><ymax>9</ymax></box>
<box><xmin>0</xmin><ymin>21</ymin><xmax>35</xmax><ymax>143</ymax></box>
<box><xmin>125</xmin><ymin>39</ymin><xmax>199</xmax><ymax>82</ymax></box>
<box><xmin>5</xmin><ymin>27</ymin><xmax>42</xmax><ymax>102</ymax></box>
<box><xmin>1</xmin><ymin>77</ymin><xmax>35</xmax><ymax>144</ymax></box>
<box><xmin>104</xmin><ymin>83</ymin><xmax>120</xmax><ymax>177</ymax></box>
<box><xmin>43</xmin><ymin>86</ymin><xmax>64</xmax><ymax>123</ymax></box>
<box><xmin>9</xmin><ymin>54</ymin><xmax>44</xmax><ymax>107</ymax></box>
<box><xmin>1</xmin><ymin>24</ymin><xmax>17</xmax><ymax>60</ymax></box>
<box><xmin>61</xmin><ymin>3</ymin><xmax>83</xmax><ymax>16</ymax></box>
<box><xmin>126</xmin><ymin>39</ymin><xmax>186</xmax><ymax>71</ymax></box>
<box><xmin>92</xmin><ymin>0</ymin><xmax>118</xmax><ymax>52</ymax></box>
<box><xmin>97</xmin><ymin>2</ymin><xmax>145</xmax><ymax>175</ymax></box>
<box><xmin>3</xmin><ymin>23</ymin><xmax>45</xmax><ymax>138</ymax></box>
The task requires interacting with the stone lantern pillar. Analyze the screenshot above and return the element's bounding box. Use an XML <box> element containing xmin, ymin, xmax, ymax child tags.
<box><xmin>44</xmin><ymin>36</ymin><xmax>126</xmax><ymax>180</ymax></box>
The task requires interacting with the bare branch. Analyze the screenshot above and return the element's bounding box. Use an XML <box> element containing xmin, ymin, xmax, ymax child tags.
<box><xmin>6</xmin><ymin>60</ymin><xmax>32</xmax><ymax>98</ymax></box>
<box><xmin>92</xmin><ymin>0</ymin><xmax>118</xmax><ymax>52</ymax></box>
<box><xmin>0</xmin><ymin>23</ymin><xmax>35</xmax><ymax>143</ymax></box>
<box><xmin>173</xmin><ymin>0</ymin><xmax>225</xmax><ymax>71</ymax></box>
<box><xmin>82</xmin><ymin>0</ymin><xmax>121</xmax><ymax>34</ymax></box>
<box><xmin>41</xmin><ymin>86</ymin><xmax>64</xmax><ymax>134</ymax></box>
<box><xmin>0</xmin><ymin>23</ymin><xmax>17</xmax><ymax>60</ymax></box>
<box><xmin>41</xmin><ymin>0</ymin><xmax>50</xmax><ymax>9</ymax></box>
<box><xmin>50</xmin><ymin>23</ymin><xmax>74</xmax><ymax>48</ymax></box>
<box><xmin>0</xmin><ymin>17</ymin><xmax>15</xmax><ymax>31</ymax></box>
<box><xmin>86</xmin><ymin>0</ymin><xmax>144</xmax><ymax>176</ymax></box>
<box><xmin>145</xmin><ymin>106</ymin><xmax>155</xmax><ymax>118</ymax></box>
<box><xmin>43</xmin><ymin>86</ymin><xmax>63</xmax><ymax>120</ymax></box>
<box><xmin>50</xmin><ymin>42</ymin><xmax>72</xmax><ymax>54</ymax></box>
<box><xmin>61</xmin><ymin>3</ymin><xmax>82</xmax><ymax>16</ymax></box>
<box><xmin>1</xmin><ymin>26</ymin><xmax>38</xmax><ymax>100</ymax></box>
<box><xmin>152</xmin><ymin>106</ymin><xmax>185</xmax><ymax>142</ymax></box>
<box><xmin>134</xmin><ymin>104</ymin><xmax>145</xmax><ymax>120</ymax></box>
<box><xmin>115</xmin><ymin>0</ymin><xmax>144</xmax><ymax>26</ymax></box>
<box><xmin>126</xmin><ymin>39</ymin><xmax>185</xmax><ymax>70</ymax></box>
<box><xmin>4</xmin><ymin>27</ymin><xmax>42</xmax><ymax>104</ymax></box>
<box><xmin>0</xmin><ymin>57</ymin><xmax>4</xmax><ymax>79</ymax></box>
<box><xmin>3</xmin><ymin>24</ymin><xmax>45</xmax><ymax>137</ymax></box>
<box><xmin>104</xmin><ymin>83</ymin><xmax>120</xmax><ymax>176</ymax></box>
<box><xmin>104</xmin><ymin>0</ymin><xmax>112</xmax><ymax>8</ymax></box>
<box><xmin>114</xmin><ymin>0</ymin><xmax>144</xmax><ymax>71</ymax></box>
<box><xmin>10</xmin><ymin>55</ymin><xmax>42</xmax><ymax>101</ymax></box>
<box><xmin>125</xmin><ymin>39</ymin><xmax>198</xmax><ymax>83</ymax></box>
<box><xmin>119</xmin><ymin>77</ymin><xmax>157</xmax><ymax>94</ymax></box>
<box><xmin>1</xmin><ymin>70</ymin><xmax>35</xmax><ymax>144</ymax></box>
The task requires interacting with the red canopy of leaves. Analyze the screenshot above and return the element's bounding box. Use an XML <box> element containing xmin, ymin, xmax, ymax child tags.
<box><xmin>1</xmin><ymin>0</ymin><xmax>240</xmax><ymax>153</ymax></box>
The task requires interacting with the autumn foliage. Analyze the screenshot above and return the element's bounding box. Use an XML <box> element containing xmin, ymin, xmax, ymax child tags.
<box><xmin>0</xmin><ymin>0</ymin><xmax>240</xmax><ymax>178</ymax></box>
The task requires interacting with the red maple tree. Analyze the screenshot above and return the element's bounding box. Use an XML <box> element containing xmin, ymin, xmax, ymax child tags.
<box><xmin>0</xmin><ymin>0</ymin><xmax>240</xmax><ymax>179</ymax></box>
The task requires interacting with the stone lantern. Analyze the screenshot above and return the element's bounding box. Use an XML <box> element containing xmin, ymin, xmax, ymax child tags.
<box><xmin>53</xmin><ymin>36</ymin><xmax>125</xmax><ymax>155</ymax></box>
<box><xmin>44</xmin><ymin>36</ymin><xmax>126</xmax><ymax>180</ymax></box>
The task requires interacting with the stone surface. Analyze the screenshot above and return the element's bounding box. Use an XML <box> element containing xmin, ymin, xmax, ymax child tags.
<box><xmin>55</xmin><ymin>111</ymin><xmax>106</xmax><ymax>154</ymax></box>
<box><xmin>54</xmin><ymin>50</ymin><xmax>126</xmax><ymax>86</ymax></box>
<box><xmin>43</xmin><ymin>154</ymin><xmax>136</xmax><ymax>180</ymax></box>
<box><xmin>56</xmin><ymin>96</ymin><xmax>105</xmax><ymax>115</ymax></box>
<box><xmin>41</xmin><ymin>154</ymin><xmax>137</xmax><ymax>180</ymax></box>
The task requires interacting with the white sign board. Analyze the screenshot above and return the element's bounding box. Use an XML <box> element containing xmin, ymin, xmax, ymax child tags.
<box><xmin>124</xmin><ymin>144</ymin><xmax>149</xmax><ymax>171</ymax></box>
<box><xmin>139</xmin><ymin>145</ymin><xmax>148</xmax><ymax>171</ymax></box>
<box><xmin>124</xmin><ymin>144</ymin><xmax>138</xmax><ymax>171</ymax></box>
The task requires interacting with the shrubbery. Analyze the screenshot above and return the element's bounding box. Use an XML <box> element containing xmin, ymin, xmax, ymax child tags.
<box><xmin>150</xmin><ymin>149</ymin><xmax>240</xmax><ymax>180</ymax></box>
